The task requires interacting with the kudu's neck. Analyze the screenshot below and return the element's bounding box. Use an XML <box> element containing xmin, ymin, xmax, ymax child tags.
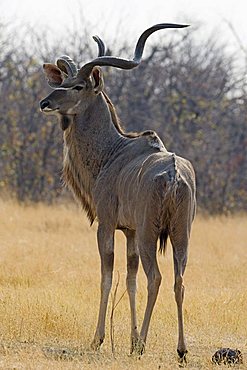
<box><xmin>64</xmin><ymin>92</ymin><xmax>125</xmax><ymax>179</ymax></box>
<box><xmin>62</xmin><ymin>92</ymin><xmax>127</xmax><ymax>223</ymax></box>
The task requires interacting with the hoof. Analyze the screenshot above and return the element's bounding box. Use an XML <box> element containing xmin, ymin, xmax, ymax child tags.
<box><xmin>130</xmin><ymin>337</ymin><xmax>145</xmax><ymax>356</ymax></box>
<box><xmin>90</xmin><ymin>337</ymin><xmax>103</xmax><ymax>351</ymax></box>
<box><xmin>177</xmin><ymin>349</ymin><xmax>188</xmax><ymax>367</ymax></box>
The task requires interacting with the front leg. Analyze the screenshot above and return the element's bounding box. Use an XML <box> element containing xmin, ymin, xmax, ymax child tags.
<box><xmin>91</xmin><ymin>224</ymin><xmax>115</xmax><ymax>350</ymax></box>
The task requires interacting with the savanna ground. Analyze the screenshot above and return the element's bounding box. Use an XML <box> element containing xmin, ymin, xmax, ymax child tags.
<box><xmin>0</xmin><ymin>199</ymin><xmax>246</xmax><ymax>369</ymax></box>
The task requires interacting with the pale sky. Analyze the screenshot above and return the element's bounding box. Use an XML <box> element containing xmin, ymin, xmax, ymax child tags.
<box><xmin>1</xmin><ymin>0</ymin><xmax>247</xmax><ymax>55</ymax></box>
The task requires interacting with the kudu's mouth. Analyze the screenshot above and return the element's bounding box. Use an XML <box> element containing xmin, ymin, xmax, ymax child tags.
<box><xmin>40</xmin><ymin>108</ymin><xmax>59</xmax><ymax>113</ymax></box>
<box><xmin>41</xmin><ymin>107</ymin><xmax>59</xmax><ymax>113</ymax></box>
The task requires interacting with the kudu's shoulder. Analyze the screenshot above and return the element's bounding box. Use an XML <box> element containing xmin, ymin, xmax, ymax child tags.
<box><xmin>139</xmin><ymin>130</ymin><xmax>166</xmax><ymax>151</ymax></box>
<box><xmin>121</xmin><ymin>130</ymin><xmax>167</xmax><ymax>158</ymax></box>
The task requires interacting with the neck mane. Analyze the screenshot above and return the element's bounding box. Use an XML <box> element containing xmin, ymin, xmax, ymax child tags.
<box><xmin>102</xmin><ymin>91</ymin><xmax>143</xmax><ymax>138</ymax></box>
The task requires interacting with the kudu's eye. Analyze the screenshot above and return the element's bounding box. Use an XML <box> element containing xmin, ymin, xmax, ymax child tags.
<box><xmin>72</xmin><ymin>85</ymin><xmax>84</xmax><ymax>91</ymax></box>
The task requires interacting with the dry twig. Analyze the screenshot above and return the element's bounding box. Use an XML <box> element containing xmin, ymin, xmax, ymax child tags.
<box><xmin>110</xmin><ymin>271</ymin><xmax>127</xmax><ymax>357</ymax></box>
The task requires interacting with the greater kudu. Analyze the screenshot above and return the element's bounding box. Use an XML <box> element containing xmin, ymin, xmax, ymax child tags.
<box><xmin>40</xmin><ymin>24</ymin><xmax>196</xmax><ymax>363</ymax></box>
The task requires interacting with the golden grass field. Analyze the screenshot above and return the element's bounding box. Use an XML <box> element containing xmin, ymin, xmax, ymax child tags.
<box><xmin>0</xmin><ymin>199</ymin><xmax>246</xmax><ymax>369</ymax></box>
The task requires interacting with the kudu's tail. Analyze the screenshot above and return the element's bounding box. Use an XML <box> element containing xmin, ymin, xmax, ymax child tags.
<box><xmin>157</xmin><ymin>155</ymin><xmax>180</xmax><ymax>254</ymax></box>
<box><xmin>159</xmin><ymin>228</ymin><xmax>169</xmax><ymax>254</ymax></box>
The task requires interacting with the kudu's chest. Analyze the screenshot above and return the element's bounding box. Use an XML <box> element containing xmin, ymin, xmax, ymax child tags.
<box><xmin>62</xmin><ymin>141</ymin><xmax>96</xmax><ymax>224</ymax></box>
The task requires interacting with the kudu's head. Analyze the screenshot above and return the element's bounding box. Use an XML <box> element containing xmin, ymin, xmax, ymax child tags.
<box><xmin>39</xmin><ymin>38</ymin><xmax>106</xmax><ymax>127</ymax></box>
<box><xmin>40</xmin><ymin>23</ymin><xmax>189</xmax><ymax>130</ymax></box>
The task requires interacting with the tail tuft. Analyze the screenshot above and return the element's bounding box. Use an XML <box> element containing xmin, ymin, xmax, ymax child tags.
<box><xmin>159</xmin><ymin>228</ymin><xmax>169</xmax><ymax>254</ymax></box>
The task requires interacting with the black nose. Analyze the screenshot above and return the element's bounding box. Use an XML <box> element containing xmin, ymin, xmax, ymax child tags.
<box><xmin>40</xmin><ymin>99</ymin><xmax>50</xmax><ymax>110</ymax></box>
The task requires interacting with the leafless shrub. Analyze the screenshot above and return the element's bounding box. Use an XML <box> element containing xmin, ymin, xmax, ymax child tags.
<box><xmin>0</xmin><ymin>19</ymin><xmax>246</xmax><ymax>213</ymax></box>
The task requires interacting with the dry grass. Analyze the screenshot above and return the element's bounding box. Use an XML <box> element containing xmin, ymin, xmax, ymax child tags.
<box><xmin>0</xmin><ymin>199</ymin><xmax>246</xmax><ymax>369</ymax></box>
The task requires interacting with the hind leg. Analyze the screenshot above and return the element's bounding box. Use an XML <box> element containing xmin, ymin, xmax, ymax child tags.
<box><xmin>123</xmin><ymin>229</ymin><xmax>140</xmax><ymax>353</ymax></box>
<box><xmin>169</xmin><ymin>227</ymin><xmax>189</xmax><ymax>364</ymax></box>
<box><xmin>135</xmin><ymin>231</ymin><xmax>161</xmax><ymax>354</ymax></box>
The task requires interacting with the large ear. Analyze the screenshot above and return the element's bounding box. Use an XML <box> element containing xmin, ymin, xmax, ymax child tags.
<box><xmin>91</xmin><ymin>66</ymin><xmax>104</xmax><ymax>94</ymax></box>
<box><xmin>43</xmin><ymin>63</ymin><xmax>64</xmax><ymax>88</ymax></box>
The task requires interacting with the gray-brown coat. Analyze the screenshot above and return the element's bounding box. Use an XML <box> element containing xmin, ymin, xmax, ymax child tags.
<box><xmin>40</xmin><ymin>23</ymin><xmax>196</xmax><ymax>363</ymax></box>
